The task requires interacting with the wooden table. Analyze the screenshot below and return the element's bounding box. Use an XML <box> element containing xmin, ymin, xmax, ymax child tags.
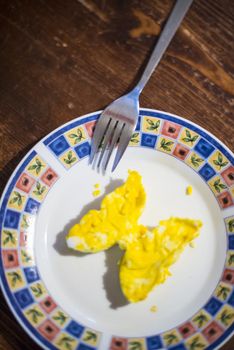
<box><xmin>0</xmin><ymin>0</ymin><xmax>233</xmax><ymax>349</ymax></box>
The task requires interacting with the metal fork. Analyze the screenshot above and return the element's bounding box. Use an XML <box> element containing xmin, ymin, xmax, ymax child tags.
<box><xmin>90</xmin><ymin>0</ymin><xmax>193</xmax><ymax>172</ymax></box>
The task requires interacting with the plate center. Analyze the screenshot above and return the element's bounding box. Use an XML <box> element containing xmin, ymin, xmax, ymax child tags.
<box><xmin>35</xmin><ymin>148</ymin><xmax>226</xmax><ymax>337</ymax></box>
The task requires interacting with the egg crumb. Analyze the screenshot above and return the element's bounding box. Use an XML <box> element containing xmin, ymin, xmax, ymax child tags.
<box><xmin>92</xmin><ymin>190</ymin><xmax>101</xmax><ymax>197</ymax></box>
<box><xmin>150</xmin><ymin>305</ymin><xmax>157</xmax><ymax>312</ymax></box>
<box><xmin>94</xmin><ymin>183</ymin><xmax>100</xmax><ymax>189</ymax></box>
<box><xmin>186</xmin><ymin>185</ymin><xmax>193</xmax><ymax>195</ymax></box>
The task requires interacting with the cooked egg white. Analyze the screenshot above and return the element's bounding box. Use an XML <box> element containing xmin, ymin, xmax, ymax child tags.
<box><xmin>66</xmin><ymin>170</ymin><xmax>146</xmax><ymax>253</ymax></box>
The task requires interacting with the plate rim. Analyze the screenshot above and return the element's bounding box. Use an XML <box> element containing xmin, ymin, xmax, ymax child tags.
<box><xmin>0</xmin><ymin>108</ymin><xmax>233</xmax><ymax>350</ymax></box>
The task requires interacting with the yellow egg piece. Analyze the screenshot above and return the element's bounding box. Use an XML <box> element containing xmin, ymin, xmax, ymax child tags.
<box><xmin>119</xmin><ymin>218</ymin><xmax>202</xmax><ymax>302</ymax></box>
<box><xmin>66</xmin><ymin>170</ymin><xmax>146</xmax><ymax>253</ymax></box>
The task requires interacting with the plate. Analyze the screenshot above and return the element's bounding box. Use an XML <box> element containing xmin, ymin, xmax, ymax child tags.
<box><xmin>0</xmin><ymin>109</ymin><xmax>234</xmax><ymax>350</ymax></box>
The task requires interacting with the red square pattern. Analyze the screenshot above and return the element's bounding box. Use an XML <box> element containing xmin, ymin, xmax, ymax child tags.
<box><xmin>222</xmin><ymin>269</ymin><xmax>234</xmax><ymax>285</ymax></box>
<box><xmin>178</xmin><ymin>321</ymin><xmax>196</xmax><ymax>339</ymax></box>
<box><xmin>38</xmin><ymin>320</ymin><xmax>60</xmax><ymax>341</ymax></box>
<box><xmin>16</xmin><ymin>173</ymin><xmax>35</xmax><ymax>193</ymax></box>
<box><xmin>110</xmin><ymin>337</ymin><xmax>128</xmax><ymax>350</ymax></box>
<box><xmin>162</xmin><ymin>121</ymin><xmax>181</xmax><ymax>139</ymax></box>
<box><xmin>221</xmin><ymin>166</ymin><xmax>234</xmax><ymax>187</ymax></box>
<box><xmin>20</xmin><ymin>231</ymin><xmax>28</xmax><ymax>247</ymax></box>
<box><xmin>173</xmin><ymin>144</ymin><xmax>190</xmax><ymax>160</ymax></box>
<box><xmin>40</xmin><ymin>296</ymin><xmax>57</xmax><ymax>314</ymax></box>
<box><xmin>85</xmin><ymin>121</ymin><xmax>96</xmax><ymax>138</ymax></box>
<box><xmin>41</xmin><ymin>168</ymin><xmax>58</xmax><ymax>187</ymax></box>
<box><xmin>202</xmin><ymin>321</ymin><xmax>224</xmax><ymax>343</ymax></box>
<box><xmin>217</xmin><ymin>192</ymin><xmax>233</xmax><ymax>209</ymax></box>
<box><xmin>2</xmin><ymin>250</ymin><xmax>19</xmax><ymax>269</ymax></box>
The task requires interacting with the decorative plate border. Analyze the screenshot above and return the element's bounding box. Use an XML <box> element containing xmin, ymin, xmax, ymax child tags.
<box><xmin>0</xmin><ymin>109</ymin><xmax>233</xmax><ymax>350</ymax></box>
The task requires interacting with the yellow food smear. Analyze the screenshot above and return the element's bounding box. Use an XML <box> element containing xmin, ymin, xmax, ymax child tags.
<box><xmin>66</xmin><ymin>170</ymin><xmax>202</xmax><ymax>303</ymax></box>
<box><xmin>66</xmin><ymin>171</ymin><xmax>146</xmax><ymax>253</ymax></box>
<box><xmin>150</xmin><ymin>305</ymin><xmax>157</xmax><ymax>312</ymax></box>
<box><xmin>186</xmin><ymin>185</ymin><xmax>193</xmax><ymax>195</ymax></box>
<box><xmin>92</xmin><ymin>190</ymin><xmax>101</xmax><ymax>197</ymax></box>
<box><xmin>94</xmin><ymin>183</ymin><xmax>100</xmax><ymax>189</ymax></box>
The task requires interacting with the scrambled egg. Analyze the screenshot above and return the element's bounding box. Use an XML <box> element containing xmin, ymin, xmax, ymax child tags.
<box><xmin>120</xmin><ymin>218</ymin><xmax>202</xmax><ymax>302</ymax></box>
<box><xmin>66</xmin><ymin>171</ymin><xmax>146</xmax><ymax>253</ymax></box>
<box><xmin>66</xmin><ymin>170</ymin><xmax>202</xmax><ymax>303</ymax></box>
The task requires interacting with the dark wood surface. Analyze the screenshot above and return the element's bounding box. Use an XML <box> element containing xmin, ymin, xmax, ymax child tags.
<box><xmin>0</xmin><ymin>0</ymin><xmax>233</xmax><ymax>349</ymax></box>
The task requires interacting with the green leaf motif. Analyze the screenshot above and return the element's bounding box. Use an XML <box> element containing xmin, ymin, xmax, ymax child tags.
<box><xmin>228</xmin><ymin>254</ymin><xmax>234</xmax><ymax>265</ymax></box>
<box><xmin>146</xmin><ymin>119</ymin><xmax>160</xmax><ymax>131</ymax></box>
<box><xmin>8</xmin><ymin>272</ymin><xmax>22</xmax><ymax>287</ymax></box>
<box><xmin>160</xmin><ymin>138</ymin><xmax>173</xmax><ymax>151</ymax></box>
<box><xmin>130</xmin><ymin>133</ymin><xmax>139</xmax><ymax>144</ymax></box>
<box><xmin>182</xmin><ymin>130</ymin><xmax>198</xmax><ymax>144</ymax></box>
<box><xmin>3</xmin><ymin>230</ymin><xmax>16</xmax><ymax>245</ymax></box>
<box><xmin>28</xmin><ymin>158</ymin><xmax>44</xmax><ymax>174</ymax></box>
<box><xmin>58</xmin><ymin>336</ymin><xmax>74</xmax><ymax>350</ymax></box>
<box><xmin>164</xmin><ymin>333</ymin><xmax>178</xmax><ymax>345</ymax></box>
<box><xmin>191</xmin><ymin>155</ymin><xmax>203</xmax><ymax>167</ymax></box>
<box><xmin>21</xmin><ymin>250</ymin><xmax>32</xmax><ymax>262</ymax></box>
<box><xmin>129</xmin><ymin>341</ymin><xmax>142</xmax><ymax>350</ymax></box>
<box><xmin>63</xmin><ymin>151</ymin><xmax>77</xmax><ymax>165</ymax></box>
<box><xmin>83</xmin><ymin>331</ymin><xmax>97</xmax><ymax>342</ymax></box>
<box><xmin>193</xmin><ymin>314</ymin><xmax>208</xmax><ymax>328</ymax></box>
<box><xmin>10</xmin><ymin>191</ymin><xmax>24</xmax><ymax>206</ymax></box>
<box><xmin>213</xmin><ymin>153</ymin><xmax>228</xmax><ymax>169</ymax></box>
<box><xmin>213</xmin><ymin>179</ymin><xmax>227</xmax><ymax>193</ymax></box>
<box><xmin>228</xmin><ymin>219</ymin><xmax>234</xmax><ymax>232</ymax></box>
<box><xmin>53</xmin><ymin>311</ymin><xmax>67</xmax><ymax>325</ymax></box>
<box><xmin>69</xmin><ymin>128</ymin><xmax>84</xmax><ymax>144</ymax></box>
<box><xmin>26</xmin><ymin>308</ymin><xmax>44</xmax><ymax>324</ymax></box>
<box><xmin>217</xmin><ymin>286</ymin><xmax>231</xmax><ymax>300</ymax></box>
<box><xmin>33</xmin><ymin>182</ymin><xmax>46</xmax><ymax>196</ymax></box>
<box><xmin>31</xmin><ymin>283</ymin><xmax>43</xmax><ymax>297</ymax></box>
<box><xmin>28</xmin><ymin>164</ymin><xmax>37</xmax><ymax>170</ymax></box>
<box><xmin>220</xmin><ymin>310</ymin><xmax>234</xmax><ymax>326</ymax></box>
<box><xmin>189</xmin><ymin>336</ymin><xmax>206</xmax><ymax>349</ymax></box>
<box><xmin>22</xmin><ymin>215</ymin><xmax>29</xmax><ymax>228</ymax></box>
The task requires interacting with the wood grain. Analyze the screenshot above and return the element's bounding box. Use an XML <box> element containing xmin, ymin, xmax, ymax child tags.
<box><xmin>0</xmin><ymin>0</ymin><xmax>233</xmax><ymax>349</ymax></box>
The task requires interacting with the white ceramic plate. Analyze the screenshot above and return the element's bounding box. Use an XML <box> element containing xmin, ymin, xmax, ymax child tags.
<box><xmin>0</xmin><ymin>109</ymin><xmax>234</xmax><ymax>350</ymax></box>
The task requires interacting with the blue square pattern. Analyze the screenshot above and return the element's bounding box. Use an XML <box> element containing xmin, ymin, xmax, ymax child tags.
<box><xmin>194</xmin><ymin>138</ymin><xmax>215</xmax><ymax>158</ymax></box>
<box><xmin>77</xmin><ymin>344</ymin><xmax>94</xmax><ymax>350</ymax></box>
<box><xmin>170</xmin><ymin>345</ymin><xmax>186</xmax><ymax>350</ymax></box>
<box><xmin>48</xmin><ymin>135</ymin><xmax>70</xmax><ymax>156</ymax></box>
<box><xmin>66</xmin><ymin>320</ymin><xmax>84</xmax><ymax>339</ymax></box>
<box><xmin>141</xmin><ymin>133</ymin><xmax>157</xmax><ymax>148</ymax></box>
<box><xmin>146</xmin><ymin>335</ymin><xmax>163</xmax><ymax>350</ymax></box>
<box><xmin>135</xmin><ymin>116</ymin><xmax>141</xmax><ymax>131</ymax></box>
<box><xmin>24</xmin><ymin>198</ymin><xmax>40</xmax><ymax>215</ymax></box>
<box><xmin>229</xmin><ymin>235</ymin><xmax>234</xmax><ymax>249</ymax></box>
<box><xmin>228</xmin><ymin>290</ymin><xmax>234</xmax><ymax>307</ymax></box>
<box><xmin>3</xmin><ymin>209</ymin><xmax>20</xmax><ymax>229</ymax></box>
<box><xmin>204</xmin><ymin>297</ymin><xmax>222</xmax><ymax>316</ymax></box>
<box><xmin>14</xmin><ymin>288</ymin><xmax>34</xmax><ymax>309</ymax></box>
<box><xmin>199</xmin><ymin>163</ymin><xmax>216</xmax><ymax>181</ymax></box>
<box><xmin>75</xmin><ymin>142</ymin><xmax>90</xmax><ymax>159</ymax></box>
<box><xmin>24</xmin><ymin>267</ymin><xmax>40</xmax><ymax>284</ymax></box>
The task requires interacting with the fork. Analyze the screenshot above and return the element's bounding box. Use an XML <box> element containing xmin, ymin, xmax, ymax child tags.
<box><xmin>89</xmin><ymin>0</ymin><xmax>193</xmax><ymax>172</ymax></box>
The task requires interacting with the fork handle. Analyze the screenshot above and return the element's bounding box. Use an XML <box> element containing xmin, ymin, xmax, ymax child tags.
<box><xmin>134</xmin><ymin>0</ymin><xmax>193</xmax><ymax>94</ymax></box>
